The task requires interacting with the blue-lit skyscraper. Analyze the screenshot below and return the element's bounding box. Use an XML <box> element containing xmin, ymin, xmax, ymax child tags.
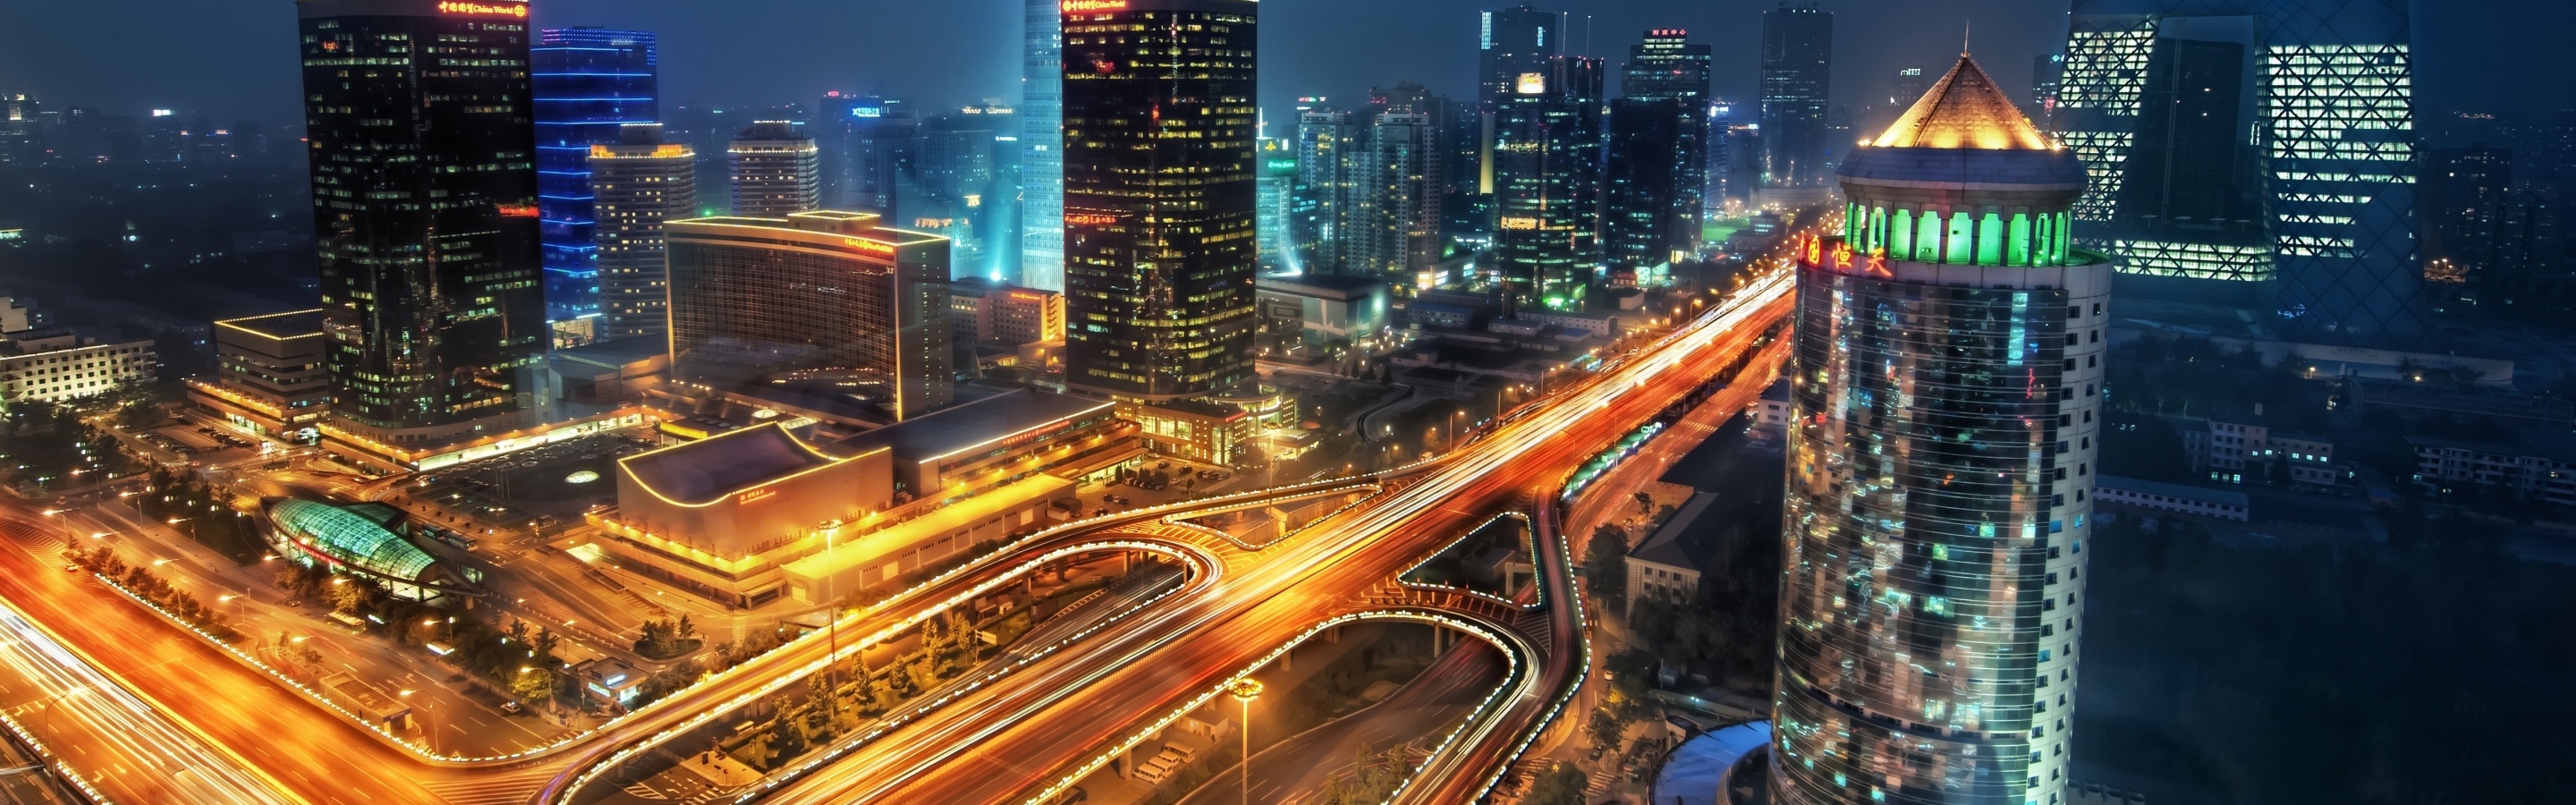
<box><xmin>533</xmin><ymin>28</ymin><xmax>657</xmax><ymax>343</ymax></box>
<box><xmin>1021</xmin><ymin>0</ymin><xmax>1064</xmax><ymax>292</ymax></box>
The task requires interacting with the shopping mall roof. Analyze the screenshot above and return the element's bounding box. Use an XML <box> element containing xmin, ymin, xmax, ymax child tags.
<box><xmin>830</xmin><ymin>389</ymin><xmax>1114</xmax><ymax>463</ymax></box>
<box><xmin>620</xmin><ymin>423</ymin><xmax>848</xmax><ymax>505</ymax></box>
<box><xmin>267</xmin><ymin>499</ymin><xmax>443</xmax><ymax>587</ymax></box>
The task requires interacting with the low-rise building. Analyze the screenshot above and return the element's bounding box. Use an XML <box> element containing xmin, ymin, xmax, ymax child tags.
<box><xmin>829</xmin><ymin>388</ymin><xmax>1136</xmax><ymax>504</ymax></box>
<box><xmin>777</xmin><ymin>474</ymin><xmax>1072</xmax><ymax>604</ymax></box>
<box><xmin>950</xmin><ymin>278</ymin><xmax>1065</xmax><ymax>347</ymax></box>
<box><xmin>1745</xmin><ymin>379</ymin><xmax>1791</xmax><ymax>445</ymax></box>
<box><xmin>0</xmin><ymin>294</ymin><xmax>155</xmax><ymax>406</ymax></box>
<box><xmin>2175</xmin><ymin>410</ymin><xmax>2343</xmax><ymax>487</ymax></box>
<box><xmin>191</xmin><ymin>309</ymin><xmax>326</xmax><ymax>438</ymax></box>
<box><xmin>572</xmin><ymin>657</ymin><xmax>644</xmax><ymax>710</ymax></box>
<box><xmin>1624</xmin><ymin>492</ymin><xmax>1722</xmax><ymax>615</ymax></box>
<box><xmin>2408</xmin><ymin>433</ymin><xmax>2576</xmax><ymax>507</ymax></box>
<box><xmin>2349</xmin><ymin>377</ymin><xmax>2574</xmax><ymax>431</ymax></box>
<box><xmin>547</xmin><ymin>335</ymin><xmax>670</xmax><ymax>406</ymax></box>
<box><xmin>1129</xmin><ymin>398</ymin><xmax>1258</xmax><ymax>468</ymax></box>
<box><xmin>594</xmin><ymin>423</ymin><xmax>897</xmax><ymax>606</ymax></box>
<box><xmin>1256</xmin><ymin>274</ymin><xmax>1393</xmax><ymax>344</ymax></box>
<box><xmin>2096</xmin><ymin>475</ymin><xmax>2251</xmax><ymax>521</ymax></box>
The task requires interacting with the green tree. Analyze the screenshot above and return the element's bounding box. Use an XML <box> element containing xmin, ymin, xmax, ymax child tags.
<box><xmin>509</xmin><ymin>667</ymin><xmax>556</xmax><ymax>708</ymax></box>
<box><xmin>766</xmin><ymin>710</ymin><xmax>809</xmax><ymax>764</ymax></box>
<box><xmin>1522</xmin><ymin>762</ymin><xmax>1589</xmax><ymax>805</ymax></box>
<box><xmin>1582</xmin><ymin>523</ymin><xmax>1630</xmax><ymax>613</ymax></box>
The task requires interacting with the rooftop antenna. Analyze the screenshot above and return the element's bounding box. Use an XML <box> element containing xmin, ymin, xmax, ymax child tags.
<box><xmin>1962</xmin><ymin>20</ymin><xmax>1972</xmax><ymax>56</ymax></box>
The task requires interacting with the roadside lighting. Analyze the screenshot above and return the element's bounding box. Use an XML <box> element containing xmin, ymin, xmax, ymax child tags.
<box><xmin>1226</xmin><ymin>678</ymin><xmax>1264</xmax><ymax>805</ymax></box>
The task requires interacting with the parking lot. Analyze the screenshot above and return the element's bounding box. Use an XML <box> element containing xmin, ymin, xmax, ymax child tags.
<box><xmin>389</xmin><ymin>431</ymin><xmax>659</xmax><ymax>539</ymax></box>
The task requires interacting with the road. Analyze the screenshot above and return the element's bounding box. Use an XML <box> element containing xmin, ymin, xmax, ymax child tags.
<box><xmin>749</xmin><ymin>269</ymin><xmax>1796</xmax><ymax>804</ymax></box>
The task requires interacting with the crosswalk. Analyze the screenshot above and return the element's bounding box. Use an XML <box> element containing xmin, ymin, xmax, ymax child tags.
<box><xmin>416</xmin><ymin>766</ymin><xmax>557</xmax><ymax>805</ymax></box>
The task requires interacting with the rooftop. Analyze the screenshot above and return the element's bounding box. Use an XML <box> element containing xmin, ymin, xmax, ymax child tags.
<box><xmin>782</xmin><ymin>475</ymin><xmax>1073</xmax><ymax>580</ymax></box>
<box><xmin>1258</xmin><ymin>273</ymin><xmax>1390</xmax><ymax>298</ymax></box>
<box><xmin>2097</xmin><ymin>475</ymin><xmax>2252</xmax><ymax>508</ymax></box>
<box><xmin>553</xmin><ymin>335</ymin><xmax>670</xmax><ymax>370</ymax></box>
<box><xmin>620</xmin><ymin>423</ymin><xmax>849</xmax><ymax>506</ymax></box>
<box><xmin>1629</xmin><ymin>492</ymin><xmax>1725</xmax><ymax>570</ymax></box>
<box><xmin>216</xmin><ymin>309</ymin><xmax>328</xmax><ymax>341</ymax></box>
<box><xmin>1871</xmin><ymin>55</ymin><xmax>2053</xmax><ymax>150</ymax></box>
<box><xmin>831</xmin><ymin>389</ymin><xmax>1114</xmax><ymax>462</ymax></box>
<box><xmin>267</xmin><ymin>498</ymin><xmax>445</xmax><ymax>587</ymax></box>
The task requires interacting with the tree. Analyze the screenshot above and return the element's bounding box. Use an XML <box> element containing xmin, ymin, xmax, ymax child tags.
<box><xmin>1633</xmin><ymin>490</ymin><xmax>1655</xmax><ymax>516</ymax></box>
<box><xmin>766</xmin><ymin>710</ymin><xmax>809</xmax><ymax>763</ymax></box>
<box><xmin>325</xmin><ymin>577</ymin><xmax>374</xmax><ymax>615</ymax></box>
<box><xmin>1582</xmin><ymin>523</ymin><xmax>1630</xmax><ymax>613</ymax></box>
<box><xmin>1522</xmin><ymin>762</ymin><xmax>1589</xmax><ymax>805</ymax></box>
<box><xmin>509</xmin><ymin>667</ymin><xmax>556</xmax><ymax>708</ymax></box>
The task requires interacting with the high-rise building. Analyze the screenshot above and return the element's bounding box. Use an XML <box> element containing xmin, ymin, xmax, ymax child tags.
<box><xmin>1022</xmin><ymin>0</ymin><xmax>1066</xmax><ymax>292</ymax></box>
<box><xmin>1294</xmin><ymin>109</ymin><xmax>1366</xmax><ymax>274</ymax></box>
<box><xmin>1368</xmin><ymin>81</ymin><xmax>1459</xmax><ymax>274</ymax></box>
<box><xmin>1774</xmin><ymin>55</ymin><xmax>2106</xmax><ymax>805</ymax></box>
<box><xmin>730</xmin><ymin>121</ymin><xmax>820</xmax><ymax>217</ymax></box>
<box><xmin>1354</xmin><ymin>112</ymin><xmax>1444</xmax><ymax>277</ymax></box>
<box><xmin>1606</xmin><ymin>29</ymin><xmax>1713</xmax><ymax>278</ymax></box>
<box><xmin>2058</xmin><ymin>0</ymin><xmax>2421</xmax><ymax>343</ymax></box>
<box><xmin>1257</xmin><ymin>137</ymin><xmax>1299</xmax><ymax>272</ymax></box>
<box><xmin>589</xmin><ymin>123</ymin><xmax>696</xmax><ymax>340</ymax></box>
<box><xmin>910</xmin><ymin>108</ymin><xmax>1013</xmax><ymax>280</ymax></box>
<box><xmin>665</xmin><ymin>211</ymin><xmax>953</xmax><ymax>420</ymax></box>
<box><xmin>532</xmin><ymin>28</ymin><xmax>657</xmax><ymax>335</ymax></box>
<box><xmin>0</xmin><ymin>94</ymin><xmax>39</xmax><ymax>165</ymax></box>
<box><xmin>1493</xmin><ymin>56</ymin><xmax>1606</xmax><ymax>310</ymax></box>
<box><xmin>1061</xmin><ymin>0</ymin><xmax>1259</xmax><ymax>402</ymax></box>
<box><xmin>297</xmin><ymin>0</ymin><xmax>548</xmax><ymax>445</ymax></box>
<box><xmin>2031</xmin><ymin>52</ymin><xmax>2064</xmax><ymax>123</ymax></box>
<box><xmin>1759</xmin><ymin>3</ymin><xmax>1834</xmax><ymax>191</ymax></box>
<box><xmin>1705</xmin><ymin>100</ymin><xmax>1738</xmax><ymax>216</ymax></box>
<box><xmin>1478</xmin><ymin>5</ymin><xmax>1563</xmax><ymax>207</ymax></box>
<box><xmin>835</xmin><ymin>97</ymin><xmax>918</xmax><ymax>217</ymax></box>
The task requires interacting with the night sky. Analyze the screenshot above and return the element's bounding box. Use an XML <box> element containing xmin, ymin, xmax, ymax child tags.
<box><xmin>0</xmin><ymin>1</ymin><xmax>2560</xmax><ymax>140</ymax></box>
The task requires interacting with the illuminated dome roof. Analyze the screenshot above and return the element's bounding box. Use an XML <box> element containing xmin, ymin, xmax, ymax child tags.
<box><xmin>1870</xmin><ymin>55</ymin><xmax>2052</xmax><ymax>150</ymax></box>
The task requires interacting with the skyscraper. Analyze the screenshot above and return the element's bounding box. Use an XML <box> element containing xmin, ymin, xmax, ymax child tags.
<box><xmin>1257</xmin><ymin>137</ymin><xmax>1299</xmax><ymax>273</ymax></box>
<box><xmin>1759</xmin><ymin>4</ymin><xmax>1834</xmax><ymax>191</ymax></box>
<box><xmin>1022</xmin><ymin>0</ymin><xmax>1066</xmax><ymax>292</ymax></box>
<box><xmin>1705</xmin><ymin>99</ymin><xmax>1737</xmax><ymax>216</ymax></box>
<box><xmin>1354</xmin><ymin>112</ymin><xmax>1444</xmax><ymax>277</ymax></box>
<box><xmin>1</xmin><ymin>94</ymin><xmax>42</xmax><ymax>166</ymax></box>
<box><xmin>589</xmin><ymin>123</ymin><xmax>696</xmax><ymax>340</ymax></box>
<box><xmin>665</xmin><ymin>211</ymin><xmax>953</xmax><ymax>420</ymax></box>
<box><xmin>2031</xmin><ymin>52</ymin><xmax>2064</xmax><ymax>123</ymax></box>
<box><xmin>1061</xmin><ymin>0</ymin><xmax>1259</xmax><ymax>402</ymax></box>
<box><xmin>1479</xmin><ymin>5</ymin><xmax>1563</xmax><ymax>203</ymax></box>
<box><xmin>730</xmin><ymin>121</ymin><xmax>820</xmax><ymax>216</ymax></box>
<box><xmin>1493</xmin><ymin>56</ymin><xmax>1606</xmax><ymax>310</ymax></box>
<box><xmin>1606</xmin><ymin>29</ymin><xmax>1712</xmax><ymax>278</ymax></box>
<box><xmin>2057</xmin><ymin>0</ymin><xmax>2421</xmax><ymax>342</ymax></box>
<box><xmin>297</xmin><ymin>0</ymin><xmax>547</xmax><ymax>445</ymax></box>
<box><xmin>1294</xmin><ymin>108</ymin><xmax>1365</xmax><ymax>274</ymax></box>
<box><xmin>835</xmin><ymin>97</ymin><xmax>918</xmax><ymax>216</ymax></box>
<box><xmin>1774</xmin><ymin>55</ymin><xmax>2105</xmax><ymax>805</ymax></box>
<box><xmin>532</xmin><ymin>28</ymin><xmax>657</xmax><ymax>337</ymax></box>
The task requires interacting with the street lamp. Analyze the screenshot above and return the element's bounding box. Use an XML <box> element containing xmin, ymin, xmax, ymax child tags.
<box><xmin>1225</xmin><ymin>678</ymin><xmax>1263</xmax><ymax>805</ymax></box>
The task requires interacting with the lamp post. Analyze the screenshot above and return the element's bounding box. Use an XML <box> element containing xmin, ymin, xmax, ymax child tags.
<box><xmin>1225</xmin><ymin>678</ymin><xmax>1263</xmax><ymax>805</ymax></box>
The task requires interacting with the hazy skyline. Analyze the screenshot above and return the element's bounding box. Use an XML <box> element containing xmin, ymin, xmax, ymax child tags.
<box><xmin>0</xmin><ymin>1</ymin><xmax>2555</xmax><ymax>139</ymax></box>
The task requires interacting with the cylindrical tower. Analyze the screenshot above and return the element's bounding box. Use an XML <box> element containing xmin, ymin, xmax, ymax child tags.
<box><xmin>1770</xmin><ymin>55</ymin><xmax>2107</xmax><ymax>805</ymax></box>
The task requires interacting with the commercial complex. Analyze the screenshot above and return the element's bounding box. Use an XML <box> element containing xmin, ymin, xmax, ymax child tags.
<box><xmin>1758</xmin><ymin>4</ymin><xmax>1835</xmax><ymax>192</ymax></box>
<box><xmin>532</xmin><ymin>27</ymin><xmax>658</xmax><ymax>338</ymax></box>
<box><xmin>1606</xmin><ymin>29</ymin><xmax>1712</xmax><ymax>278</ymax></box>
<box><xmin>1773</xmin><ymin>56</ymin><xmax>2105</xmax><ymax>805</ymax></box>
<box><xmin>1493</xmin><ymin>55</ymin><xmax>1606</xmax><ymax>311</ymax></box>
<box><xmin>297</xmin><ymin>0</ymin><xmax>549</xmax><ymax>448</ymax></box>
<box><xmin>664</xmin><ymin>211</ymin><xmax>954</xmax><ymax>422</ymax></box>
<box><xmin>1060</xmin><ymin>0</ymin><xmax>1261</xmax><ymax>402</ymax></box>
<box><xmin>589</xmin><ymin>123</ymin><xmax>699</xmax><ymax>340</ymax></box>
<box><xmin>949</xmin><ymin>278</ymin><xmax>1066</xmax><ymax>347</ymax></box>
<box><xmin>191</xmin><ymin>309</ymin><xmax>328</xmax><ymax>439</ymax></box>
<box><xmin>1021</xmin><ymin>0</ymin><xmax>1065</xmax><ymax>292</ymax></box>
<box><xmin>600</xmin><ymin>423</ymin><xmax>898</xmax><ymax>606</ymax></box>
<box><xmin>729</xmin><ymin>121</ymin><xmax>821</xmax><ymax>217</ymax></box>
<box><xmin>2054</xmin><ymin>0</ymin><xmax>2421</xmax><ymax>342</ymax></box>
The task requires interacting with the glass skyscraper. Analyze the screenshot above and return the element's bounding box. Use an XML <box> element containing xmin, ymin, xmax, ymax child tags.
<box><xmin>1021</xmin><ymin>0</ymin><xmax>1065</xmax><ymax>292</ymax></box>
<box><xmin>297</xmin><ymin>0</ymin><xmax>548</xmax><ymax>444</ymax></box>
<box><xmin>2055</xmin><ymin>0</ymin><xmax>2420</xmax><ymax>342</ymax></box>
<box><xmin>1061</xmin><ymin>0</ymin><xmax>1259</xmax><ymax>402</ymax></box>
<box><xmin>532</xmin><ymin>27</ymin><xmax>657</xmax><ymax>339</ymax></box>
<box><xmin>1759</xmin><ymin>4</ymin><xmax>1835</xmax><ymax>190</ymax></box>
<box><xmin>1774</xmin><ymin>56</ymin><xmax>2106</xmax><ymax>805</ymax></box>
<box><xmin>1606</xmin><ymin>29</ymin><xmax>1712</xmax><ymax>278</ymax></box>
<box><xmin>1493</xmin><ymin>55</ymin><xmax>1605</xmax><ymax>311</ymax></box>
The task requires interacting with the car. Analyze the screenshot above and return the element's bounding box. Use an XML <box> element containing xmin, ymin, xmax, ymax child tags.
<box><xmin>499</xmin><ymin>701</ymin><xmax>523</xmax><ymax>714</ymax></box>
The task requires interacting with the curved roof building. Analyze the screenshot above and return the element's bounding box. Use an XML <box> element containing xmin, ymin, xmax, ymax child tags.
<box><xmin>264</xmin><ymin>498</ymin><xmax>462</xmax><ymax>596</ymax></box>
<box><xmin>1771</xmin><ymin>55</ymin><xmax>2107</xmax><ymax>805</ymax></box>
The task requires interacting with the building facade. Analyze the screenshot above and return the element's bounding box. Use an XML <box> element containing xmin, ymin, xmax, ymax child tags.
<box><xmin>297</xmin><ymin>0</ymin><xmax>549</xmax><ymax>446</ymax></box>
<box><xmin>1606</xmin><ymin>30</ymin><xmax>1713</xmax><ymax>279</ymax></box>
<box><xmin>192</xmin><ymin>309</ymin><xmax>328</xmax><ymax>438</ymax></box>
<box><xmin>665</xmin><ymin>212</ymin><xmax>953</xmax><ymax>420</ymax></box>
<box><xmin>1758</xmin><ymin>4</ymin><xmax>1835</xmax><ymax>191</ymax></box>
<box><xmin>1022</xmin><ymin>0</ymin><xmax>1066</xmax><ymax>292</ymax></box>
<box><xmin>729</xmin><ymin>121</ymin><xmax>821</xmax><ymax>217</ymax></box>
<box><xmin>1354</xmin><ymin>111</ymin><xmax>1445</xmax><ymax>277</ymax></box>
<box><xmin>2055</xmin><ymin>0</ymin><xmax>2421</xmax><ymax>343</ymax></box>
<box><xmin>1493</xmin><ymin>56</ymin><xmax>1606</xmax><ymax>311</ymax></box>
<box><xmin>1774</xmin><ymin>57</ymin><xmax>2106</xmax><ymax>805</ymax></box>
<box><xmin>589</xmin><ymin>123</ymin><xmax>698</xmax><ymax>340</ymax></box>
<box><xmin>532</xmin><ymin>28</ymin><xmax>657</xmax><ymax>336</ymax></box>
<box><xmin>1294</xmin><ymin>108</ymin><xmax>1366</xmax><ymax>274</ymax></box>
<box><xmin>1061</xmin><ymin>0</ymin><xmax>1260</xmax><ymax>402</ymax></box>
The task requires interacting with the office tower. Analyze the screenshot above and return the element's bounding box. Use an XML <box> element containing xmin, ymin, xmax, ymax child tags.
<box><xmin>1354</xmin><ymin>112</ymin><xmax>1444</xmax><ymax>276</ymax></box>
<box><xmin>1887</xmin><ymin>67</ymin><xmax>1931</xmax><ymax>108</ymax></box>
<box><xmin>1705</xmin><ymin>100</ymin><xmax>1736</xmax><ymax>216</ymax></box>
<box><xmin>532</xmin><ymin>28</ymin><xmax>657</xmax><ymax>334</ymax></box>
<box><xmin>834</xmin><ymin>97</ymin><xmax>916</xmax><ymax>216</ymax></box>
<box><xmin>1061</xmin><ymin>0</ymin><xmax>1259</xmax><ymax>402</ymax></box>
<box><xmin>911</xmin><ymin>109</ymin><xmax>1004</xmax><ymax>278</ymax></box>
<box><xmin>1773</xmin><ymin>55</ymin><xmax>2106</xmax><ymax>805</ymax></box>
<box><xmin>1257</xmin><ymin>137</ymin><xmax>1299</xmax><ymax>272</ymax></box>
<box><xmin>2059</xmin><ymin>0</ymin><xmax>2421</xmax><ymax>342</ymax></box>
<box><xmin>1479</xmin><ymin>6</ymin><xmax>1563</xmax><ymax>106</ymax></box>
<box><xmin>297</xmin><ymin>0</ymin><xmax>547</xmax><ymax>443</ymax></box>
<box><xmin>1759</xmin><ymin>3</ymin><xmax>1834</xmax><ymax>191</ymax></box>
<box><xmin>1295</xmin><ymin>109</ymin><xmax>1365</xmax><ymax>273</ymax></box>
<box><xmin>1606</xmin><ymin>29</ymin><xmax>1713</xmax><ymax>277</ymax></box>
<box><xmin>665</xmin><ymin>211</ymin><xmax>953</xmax><ymax>420</ymax></box>
<box><xmin>0</xmin><ymin>94</ymin><xmax>38</xmax><ymax>165</ymax></box>
<box><xmin>589</xmin><ymin>123</ymin><xmax>696</xmax><ymax>340</ymax></box>
<box><xmin>1023</xmin><ymin>0</ymin><xmax>1066</xmax><ymax>292</ymax></box>
<box><xmin>2418</xmin><ymin>146</ymin><xmax>2562</xmax><ymax>309</ymax></box>
<box><xmin>2032</xmin><ymin>52</ymin><xmax>2064</xmax><ymax>122</ymax></box>
<box><xmin>1493</xmin><ymin>56</ymin><xmax>1606</xmax><ymax>310</ymax></box>
<box><xmin>730</xmin><ymin>121</ymin><xmax>820</xmax><ymax>216</ymax></box>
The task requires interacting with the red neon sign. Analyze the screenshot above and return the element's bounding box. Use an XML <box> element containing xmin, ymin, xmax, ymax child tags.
<box><xmin>437</xmin><ymin>1</ymin><xmax>529</xmax><ymax>18</ymax></box>
<box><xmin>498</xmin><ymin>204</ymin><xmax>538</xmax><ymax>218</ymax></box>
<box><xmin>843</xmin><ymin>238</ymin><xmax>898</xmax><ymax>257</ymax></box>
<box><xmin>1066</xmin><ymin>214</ymin><xmax>1121</xmax><ymax>226</ymax></box>
<box><xmin>1063</xmin><ymin>0</ymin><xmax>1129</xmax><ymax>12</ymax></box>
